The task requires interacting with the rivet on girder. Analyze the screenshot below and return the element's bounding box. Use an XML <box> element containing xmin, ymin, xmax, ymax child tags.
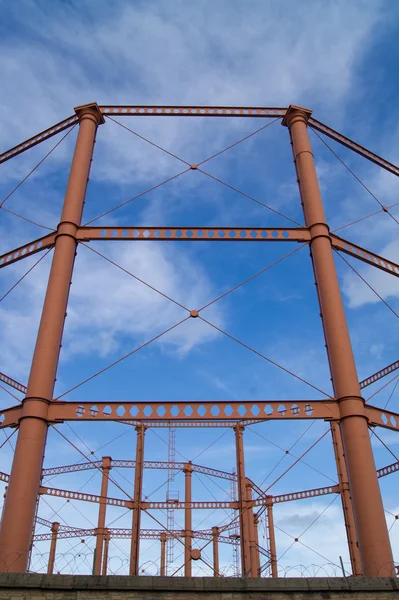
<box><xmin>190</xmin><ymin>164</ymin><xmax>198</xmax><ymax>170</ymax></box>
<box><xmin>190</xmin><ymin>310</ymin><xmax>199</xmax><ymax>318</ymax></box>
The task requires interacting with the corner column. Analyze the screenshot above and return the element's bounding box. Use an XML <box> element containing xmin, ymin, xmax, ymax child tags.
<box><xmin>160</xmin><ymin>532</ymin><xmax>167</xmax><ymax>576</ymax></box>
<box><xmin>212</xmin><ymin>526</ymin><xmax>219</xmax><ymax>577</ymax></box>
<box><xmin>102</xmin><ymin>530</ymin><xmax>110</xmax><ymax>576</ymax></box>
<box><xmin>330</xmin><ymin>422</ymin><xmax>362</xmax><ymax>575</ymax></box>
<box><xmin>246</xmin><ymin>479</ymin><xmax>259</xmax><ymax>577</ymax></box>
<box><xmin>130</xmin><ymin>425</ymin><xmax>145</xmax><ymax>575</ymax></box>
<box><xmin>234</xmin><ymin>424</ymin><xmax>251</xmax><ymax>576</ymax></box>
<box><xmin>93</xmin><ymin>456</ymin><xmax>112</xmax><ymax>575</ymax></box>
<box><xmin>183</xmin><ymin>462</ymin><xmax>193</xmax><ymax>577</ymax></box>
<box><xmin>0</xmin><ymin>103</ymin><xmax>103</xmax><ymax>573</ymax></box>
<box><xmin>47</xmin><ymin>522</ymin><xmax>59</xmax><ymax>575</ymax></box>
<box><xmin>266</xmin><ymin>497</ymin><xmax>278</xmax><ymax>577</ymax></box>
<box><xmin>283</xmin><ymin>105</ymin><xmax>394</xmax><ymax>576</ymax></box>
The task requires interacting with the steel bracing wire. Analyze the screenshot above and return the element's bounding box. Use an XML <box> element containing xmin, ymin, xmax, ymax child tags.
<box><xmin>0</xmin><ymin>248</ymin><xmax>53</xmax><ymax>304</ymax></box>
<box><xmin>311</xmin><ymin>128</ymin><xmax>399</xmax><ymax>228</ymax></box>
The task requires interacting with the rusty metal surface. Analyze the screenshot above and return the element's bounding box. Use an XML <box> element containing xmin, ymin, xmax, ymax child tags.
<box><xmin>308</xmin><ymin>117</ymin><xmax>399</xmax><ymax>178</ymax></box>
<box><xmin>47</xmin><ymin>400</ymin><xmax>338</xmax><ymax>423</ymax></box>
<box><xmin>0</xmin><ymin>233</ymin><xmax>55</xmax><ymax>269</ymax></box>
<box><xmin>0</xmin><ymin>116</ymin><xmax>78</xmax><ymax>165</ymax></box>
<box><xmin>331</xmin><ymin>234</ymin><xmax>399</xmax><ymax>277</ymax></box>
<box><xmin>78</xmin><ymin>226</ymin><xmax>310</xmax><ymax>243</ymax></box>
<box><xmin>360</xmin><ymin>360</ymin><xmax>399</xmax><ymax>389</ymax></box>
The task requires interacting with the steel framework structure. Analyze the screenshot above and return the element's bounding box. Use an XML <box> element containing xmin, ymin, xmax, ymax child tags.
<box><xmin>0</xmin><ymin>103</ymin><xmax>398</xmax><ymax>578</ymax></box>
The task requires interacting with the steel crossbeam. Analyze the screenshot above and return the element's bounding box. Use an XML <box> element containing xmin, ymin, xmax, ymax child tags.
<box><xmin>360</xmin><ymin>360</ymin><xmax>399</xmax><ymax>389</ymax></box>
<box><xmin>77</xmin><ymin>226</ymin><xmax>310</xmax><ymax>243</ymax></box>
<box><xmin>0</xmin><ymin>372</ymin><xmax>26</xmax><ymax>395</ymax></box>
<box><xmin>331</xmin><ymin>234</ymin><xmax>399</xmax><ymax>278</ymax></box>
<box><xmin>0</xmin><ymin>233</ymin><xmax>56</xmax><ymax>270</ymax></box>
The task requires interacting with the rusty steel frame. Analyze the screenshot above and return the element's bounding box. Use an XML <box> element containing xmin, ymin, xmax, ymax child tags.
<box><xmin>0</xmin><ymin>103</ymin><xmax>398</xmax><ymax>578</ymax></box>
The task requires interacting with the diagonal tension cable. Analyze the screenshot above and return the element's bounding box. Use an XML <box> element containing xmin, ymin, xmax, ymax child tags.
<box><xmin>311</xmin><ymin>128</ymin><xmax>399</xmax><ymax>227</ymax></box>
<box><xmin>56</xmin><ymin>316</ymin><xmax>190</xmax><ymax>399</ymax></box>
<box><xmin>1</xmin><ymin>125</ymin><xmax>77</xmax><ymax>208</ymax></box>
<box><xmin>332</xmin><ymin>201</ymin><xmax>399</xmax><ymax>234</ymax></box>
<box><xmin>198</xmin><ymin>315</ymin><xmax>332</xmax><ymax>399</ymax></box>
<box><xmin>0</xmin><ymin>204</ymin><xmax>54</xmax><ymax>231</ymax></box>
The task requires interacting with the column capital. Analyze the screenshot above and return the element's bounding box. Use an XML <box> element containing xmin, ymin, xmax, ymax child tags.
<box><xmin>183</xmin><ymin>461</ymin><xmax>193</xmax><ymax>473</ymax></box>
<box><xmin>74</xmin><ymin>102</ymin><xmax>105</xmax><ymax>125</ymax></box>
<box><xmin>282</xmin><ymin>104</ymin><xmax>312</xmax><ymax>128</ymax></box>
<box><xmin>101</xmin><ymin>456</ymin><xmax>112</xmax><ymax>470</ymax></box>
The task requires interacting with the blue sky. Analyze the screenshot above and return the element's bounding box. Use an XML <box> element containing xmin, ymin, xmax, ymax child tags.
<box><xmin>0</xmin><ymin>0</ymin><xmax>399</xmax><ymax>577</ymax></box>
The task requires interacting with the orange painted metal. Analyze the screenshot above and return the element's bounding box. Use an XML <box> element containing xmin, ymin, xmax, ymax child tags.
<box><xmin>78</xmin><ymin>226</ymin><xmax>310</xmax><ymax>243</ymax></box>
<box><xmin>211</xmin><ymin>527</ymin><xmax>219</xmax><ymax>577</ymax></box>
<box><xmin>266</xmin><ymin>498</ymin><xmax>278</xmax><ymax>578</ymax></box>
<box><xmin>45</xmin><ymin>400</ymin><xmax>338</xmax><ymax>423</ymax></box>
<box><xmin>100</xmin><ymin>105</ymin><xmax>287</xmax><ymax>118</ymax></box>
<box><xmin>331</xmin><ymin>234</ymin><xmax>399</xmax><ymax>278</ymax></box>
<box><xmin>308</xmin><ymin>117</ymin><xmax>399</xmax><ymax>178</ymax></box>
<box><xmin>0</xmin><ymin>233</ymin><xmax>56</xmax><ymax>270</ymax></box>
<box><xmin>330</xmin><ymin>422</ymin><xmax>361</xmax><ymax>575</ymax></box>
<box><xmin>360</xmin><ymin>360</ymin><xmax>399</xmax><ymax>389</ymax></box>
<box><xmin>234</xmin><ymin>425</ymin><xmax>251</xmax><ymax>577</ymax></box>
<box><xmin>183</xmin><ymin>463</ymin><xmax>193</xmax><ymax>577</ymax></box>
<box><xmin>0</xmin><ymin>103</ymin><xmax>103</xmax><ymax>574</ymax></box>
<box><xmin>93</xmin><ymin>457</ymin><xmax>112</xmax><ymax>576</ymax></box>
<box><xmin>0</xmin><ymin>373</ymin><xmax>26</xmax><ymax>395</ymax></box>
<box><xmin>46</xmin><ymin>522</ymin><xmax>59</xmax><ymax>575</ymax></box>
<box><xmin>102</xmin><ymin>530</ymin><xmax>110</xmax><ymax>576</ymax></box>
<box><xmin>130</xmin><ymin>426</ymin><xmax>145</xmax><ymax>576</ymax></box>
<box><xmin>283</xmin><ymin>104</ymin><xmax>394</xmax><ymax>576</ymax></box>
<box><xmin>253</xmin><ymin>513</ymin><xmax>261</xmax><ymax>576</ymax></box>
<box><xmin>246</xmin><ymin>479</ymin><xmax>258</xmax><ymax>577</ymax></box>
<box><xmin>0</xmin><ymin>116</ymin><xmax>78</xmax><ymax>165</ymax></box>
<box><xmin>160</xmin><ymin>532</ymin><xmax>167</xmax><ymax>576</ymax></box>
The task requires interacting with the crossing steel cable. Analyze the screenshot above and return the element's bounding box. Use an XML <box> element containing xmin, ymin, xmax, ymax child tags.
<box><xmin>332</xmin><ymin>202</ymin><xmax>399</xmax><ymax>234</ymax></box>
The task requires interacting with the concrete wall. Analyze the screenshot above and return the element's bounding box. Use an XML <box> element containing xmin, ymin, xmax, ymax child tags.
<box><xmin>0</xmin><ymin>574</ymin><xmax>398</xmax><ymax>599</ymax></box>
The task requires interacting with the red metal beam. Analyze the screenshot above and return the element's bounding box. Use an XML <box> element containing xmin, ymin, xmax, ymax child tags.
<box><xmin>365</xmin><ymin>405</ymin><xmax>399</xmax><ymax>432</ymax></box>
<box><xmin>308</xmin><ymin>117</ymin><xmax>399</xmax><ymax>178</ymax></box>
<box><xmin>0</xmin><ymin>233</ymin><xmax>56</xmax><ymax>270</ymax></box>
<box><xmin>100</xmin><ymin>106</ymin><xmax>287</xmax><ymax>118</ymax></box>
<box><xmin>0</xmin><ymin>373</ymin><xmax>26</xmax><ymax>395</ymax></box>
<box><xmin>46</xmin><ymin>400</ymin><xmax>338</xmax><ymax>423</ymax></box>
<box><xmin>78</xmin><ymin>226</ymin><xmax>309</xmax><ymax>243</ymax></box>
<box><xmin>360</xmin><ymin>360</ymin><xmax>399</xmax><ymax>389</ymax></box>
<box><xmin>331</xmin><ymin>234</ymin><xmax>399</xmax><ymax>278</ymax></box>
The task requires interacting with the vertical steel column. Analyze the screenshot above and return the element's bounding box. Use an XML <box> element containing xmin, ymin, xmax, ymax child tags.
<box><xmin>130</xmin><ymin>425</ymin><xmax>145</xmax><ymax>576</ymax></box>
<box><xmin>160</xmin><ymin>532</ymin><xmax>167</xmax><ymax>576</ymax></box>
<box><xmin>212</xmin><ymin>526</ymin><xmax>219</xmax><ymax>577</ymax></box>
<box><xmin>253</xmin><ymin>513</ymin><xmax>261</xmax><ymax>577</ymax></box>
<box><xmin>266</xmin><ymin>497</ymin><xmax>277</xmax><ymax>578</ymax></box>
<box><xmin>331</xmin><ymin>421</ymin><xmax>362</xmax><ymax>575</ymax></box>
<box><xmin>283</xmin><ymin>105</ymin><xmax>394</xmax><ymax>576</ymax></box>
<box><xmin>246</xmin><ymin>479</ymin><xmax>258</xmax><ymax>577</ymax></box>
<box><xmin>234</xmin><ymin>424</ymin><xmax>251</xmax><ymax>576</ymax></box>
<box><xmin>0</xmin><ymin>103</ymin><xmax>103</xmax><ymax>573</ymax></box>
<box><xmin>47</xmin><ymin>522</ymin><xmax>59</xmax><ymax>575</ymax></box>
<box><xmin>183</xmin><ymin>462</ymin><xmax>193</xmax><ymax>577</ymax></box>
<box><xmin>93</xmin><ymin>456</ymin><xmax>112</xmax><ymax>575</ymax></box>
<box><xmin>102</xmin><ymin>530</ymin><xmax>110</xmax><ymax>576</ymax></box>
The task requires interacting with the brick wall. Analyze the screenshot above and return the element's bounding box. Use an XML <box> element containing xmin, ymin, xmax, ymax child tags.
<box><xmin>0</xmin><ymin>574</ymin><xmax>398</xmax><ymax>599</ymax></box>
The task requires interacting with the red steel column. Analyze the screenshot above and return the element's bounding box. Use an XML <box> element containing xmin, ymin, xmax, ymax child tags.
<box><xmin>130</xmin><ymin>425</ymin><xmax>145</xmax><ymax>575</ymax></box>
<box><xmin>246</xmin><ymin>479</ymin><xmax>258</xmax><ymax>577</ymax></box>
<box><xmin>47</xmin><ymin>522</ymin><xmax>59</xmax><ymax>575</ymax></box>
<box><xmin>212</xmin><ymin>526</ymin><xmax>219</xmax><ymax>577</ymax></box>
<box><xmin>183</xmin><ymin>462</ymin><xmax>193</xmax><ymax>577</ymax></box>
<box><xmin>266</xmin><ymin>497</ymin><xmax>277</xmax><ymax>578</ymax></box>
<box><xmin>102</xmin><ymin>530</ymin><xmax>110</xmax><ymax>576</ymax></box>
<box><xmin>160</xmin><ymin>532</ymin><xmax>167</xmax><ymax>576</ymax></box>
<box><xmin>234</xmin><ymin>425</ymin><xmax>251</xmax><ymax>576</ymax></box>
<box><xmin>253</xmin><ymin>513</ymin><xmax>261</xmax><ymax>577</ymax></box>
<box><xmin>330</xmin><ymin>421</ymin><xmax>362</xmax><ymax>575</ymax></box>
<box><xmin>93</xmin><ymin>456</ymin><xmax>112</xmax><ymax>575</ymax></box>
<box><xmin>0</xmin><ymin>103</ymin><xmax>103</xmax><ymax>573</ymax></box>
<box><xmin>283</xmin><ymin>105</ymin><xmax>394</xmax><ymax>576</ymax></box>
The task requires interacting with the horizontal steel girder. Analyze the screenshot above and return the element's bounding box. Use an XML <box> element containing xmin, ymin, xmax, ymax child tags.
<box><xmin>1</xmin><ymin>401</ymin><xmax>399</xmax><ymax>432</ymax></box>
<box><xmin>331</xmin><ymin>234</ymin><xmax>399</xmax><ymax>278</ymax></box>
<box><xmin>0</xmin><ymin>233</ymin><xmax>55</xmax><ymax>269</ymax></box>
<box><xmin>77</xmin><ymin>226</ymin><xmax>310</xmax><ymax>243</ymax></box>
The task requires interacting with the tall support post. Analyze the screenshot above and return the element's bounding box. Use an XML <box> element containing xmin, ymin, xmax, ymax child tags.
<box><xmin>253</xmin><ymin>513</ymin><xmax>261</xmax><ymax>577</ymax></box>
<box><xmin>183</xmin><ymin>462</ymin><xmax>193</xmax><ymax>577</ymax></box>
<box><xmin>47</xmin><ymin>522</ymin><xmax>59</xmax><ymax>575</ymax></box>
<box><xmin>246</xmin><ymin>479</ymin><xmax>259</xmax><ymax>577</ymax></box>
<box><xmin>93</xmin><ymin>456</ymin><xmax>112</xmax><ymax>575</ymax></box>
<box><xmin>101</xmin><ymin>530</ymin><xmax>110</xmax><ymax>576</ymax></box>
<box><xmin>160</xmin><ymin>532</ymin><xmax>167</xmax><ymax>576</ymax></box>
<box><xmin>234</xmin><ymin>425</ymin><xmax>251</xmax><ymax>576</ymax></box>
<box><xmin>283</xmin><ymin>105</ymin><xmax>394</xmax><ymax>576</ymax></box>
<box><xmin>211</xmin><ymin>526</ymin><xmax>219</xmax><ymax>577</ymax></box>
<box><xmin>130</xmin><ymin>425</ymin><xmax>146</xmax><ymax>576</ymax></box>
<box><xmin>0</xmin><ymin>103</ymin><xmax>104</xmax><ymax>573</ymax></box>
<box><xmin>330</xmin><ymin>421</ymin><xmax>362</xmax><ymax>575</ymax></box>
<box><xmin>266</xmin><ymin>497</ymin><xmax>277</xmax><ymax>578</ymax></box>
